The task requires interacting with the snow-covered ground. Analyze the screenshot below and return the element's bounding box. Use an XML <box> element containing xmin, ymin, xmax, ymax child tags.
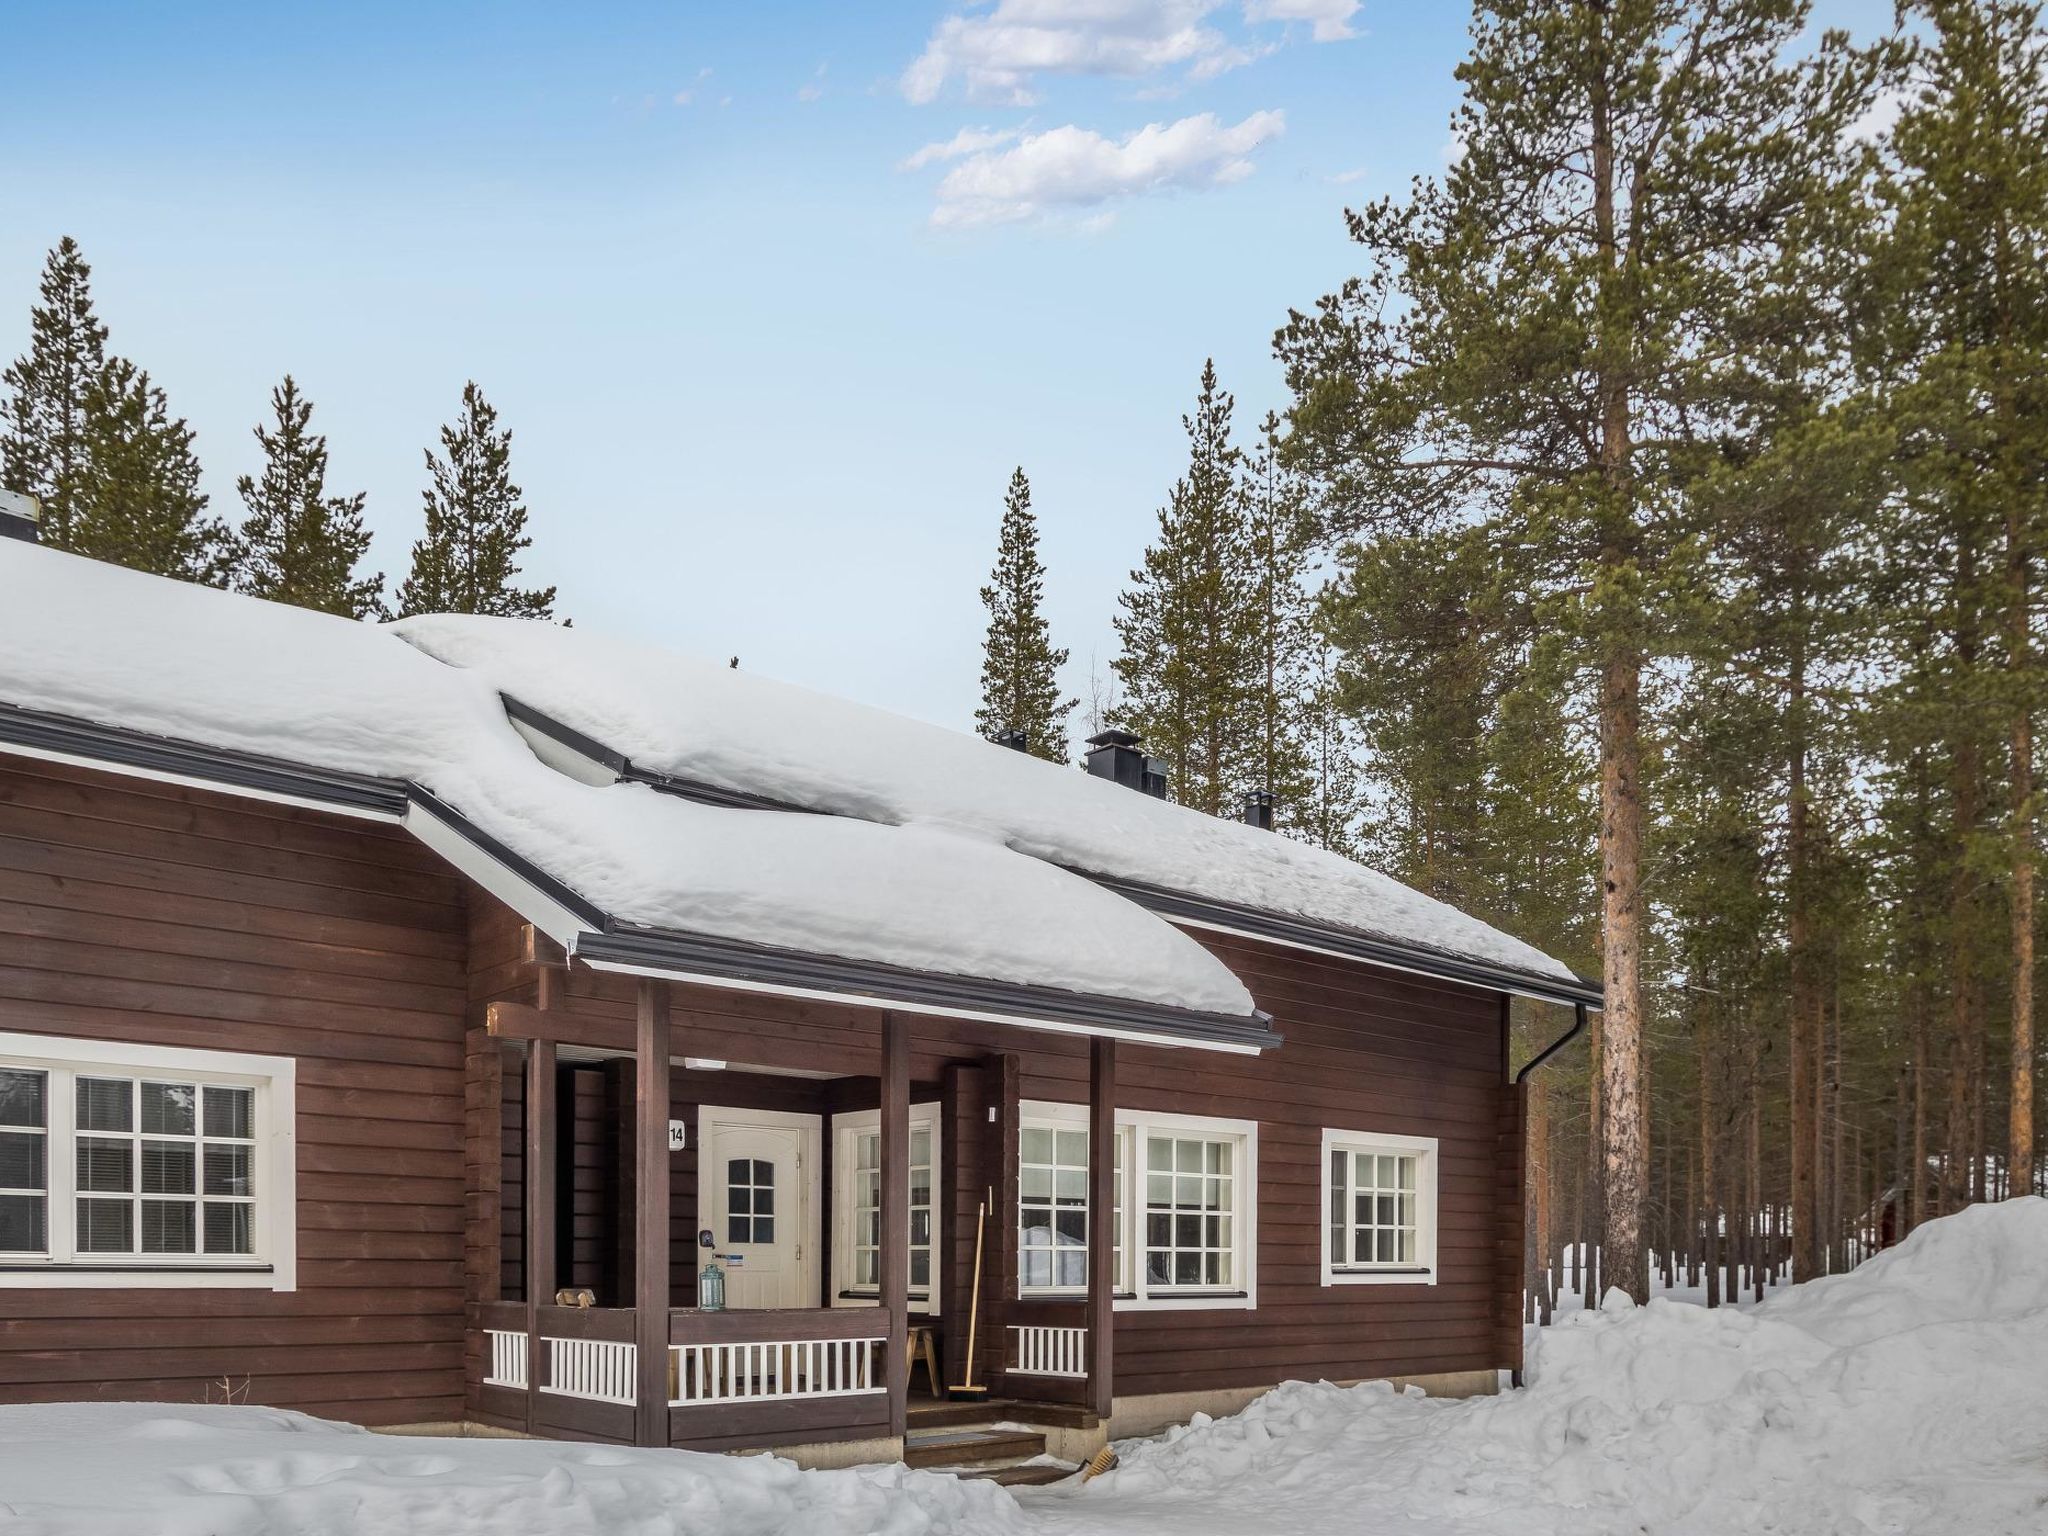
<box><xmin>1031</xmin><ymin>1198</ymin><xmax>2048</xmax><ymax>1536</ymax></box>
<box><xmin>0</xmin><ymin>1402</ymin><xmax>1023</xmax><ymax>1536</ymax></box>
<box><xmin>2</xmin><ymin>1200</ymin><xmax>2043</xmax><ymax>1535</ymax></box>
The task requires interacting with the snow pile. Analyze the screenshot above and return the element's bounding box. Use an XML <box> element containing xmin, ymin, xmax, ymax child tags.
<box><xmin>0</xmin><ymin>540</ymin><xmax>1252</xmax><ymax>1016</ymax></box>
<box><xmin>1044</xmin><ymin>1199</ymin><xmax>2048</xmax><ymax>1536</ymax></box>
<box><xmin>393</xmin><ymin>614</ymin><xmax>1579</xmax><ymax>984</ymax></box>
<box><xmin>0</xmin><ymin>1402</ymin><xmax>1025</xmax><ymax>1536</ymax></box>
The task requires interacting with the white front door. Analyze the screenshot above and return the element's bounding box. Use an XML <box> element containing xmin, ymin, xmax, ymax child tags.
<box><xmin>696</xmin><ymin>1107</ymin><xmax>820</xmax><ymax>1309</ymax></box>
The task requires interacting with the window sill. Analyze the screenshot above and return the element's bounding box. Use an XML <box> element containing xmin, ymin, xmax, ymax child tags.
<box><xmin>0</xmin><ymin>1263</ymin><xmax>283</xmax><ymax>1290</ymax></box>
<box><xmin>1323</xmin><ymin>1267</ymin><xmax>1437</xmax><ymax>1287</ymax></box>
<box><xmin>1114</xmin><ymin>1289</ymin><xmax>1253</xmax><ymax>1313</ymax></box>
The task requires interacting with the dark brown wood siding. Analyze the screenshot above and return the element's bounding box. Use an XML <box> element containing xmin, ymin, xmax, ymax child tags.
<box><xmin>0</xmin><ymin>757</ymin><xmax>470</xmax><ymax>1426</ymax></box>
<box><xmin>464</xmin><ymin>904</ymin><xmax>1522</xmax><ymax>1408</ymax></box>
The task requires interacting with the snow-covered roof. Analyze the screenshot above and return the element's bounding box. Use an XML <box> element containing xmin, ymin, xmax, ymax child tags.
<box><xmin>0</xmin><ymin>541</ymin><xmax>1255</xmax><ymax>1029</ymax></box>
<box><xmin>0</xmin><ymin>538</ymin><xmax>1585</xmax><ymax>1045</ymax></box>
<box><xmin>392</xmin><ymin>614</ymin><xmax>1582</xmax><ymax>988</ymax></box>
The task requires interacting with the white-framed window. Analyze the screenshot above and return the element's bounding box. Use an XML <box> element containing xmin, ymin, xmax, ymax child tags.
<box><xmin>1018</xmin><ymin>1107</ymin><xmax>1126</xmax><ymax>1294</ymax></box>
<box><xmin>0</xmin><ymin>1031</ymin><xmax>296</xmax><ymax>1289</ymax></box>
<box><xmin>831</xmin><ymin>1103</ymin><xmax>940</xmax><ymax>1314</ymax></box>
<box><xmin>1019</xmin><ymin>1102</ymin><xmax>1256</xmax><ymax>1311</ymax></box>
<box><xmin>1320</xmin><ymin>1128</ymin><xmax>1437</xmax><ymax>1286</ymax></box>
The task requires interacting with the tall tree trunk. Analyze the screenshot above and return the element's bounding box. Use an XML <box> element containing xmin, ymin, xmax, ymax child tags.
<box><xmin>1598</xmin><ymin>650</ymin><xmax>1647</xmax><ymax>1301</ymax></box>
<box><xmin>1701</xmin><ymin>1011</ymin><xmax>1721</xmax><ymax>1307</ymax></box>
<box><xmin>1951</xmin><ymin>526</ymin><xmax>1983</xmax><ymax>1212</ymax></box>
<box><xmin>1788</xmin><ymin>635</ymin><xmax>1821</xmax><ymax>1281</ymax></box>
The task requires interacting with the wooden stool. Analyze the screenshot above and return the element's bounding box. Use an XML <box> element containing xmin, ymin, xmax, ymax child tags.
<box><xmin>906</xmin><ymin>1325</ymin><xmax>942</xmax><ymax>1396</ymax></box>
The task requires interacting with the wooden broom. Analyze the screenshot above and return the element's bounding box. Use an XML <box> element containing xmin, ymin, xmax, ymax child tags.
<box><xmin>948</xmin><ymin>1187</ymin><xmax>991</xmax><ymax>1399</ymax></box>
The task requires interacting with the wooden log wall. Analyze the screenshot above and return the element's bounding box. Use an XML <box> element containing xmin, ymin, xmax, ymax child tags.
<box><xmin>0</xmin><ymin>758</ymin><xmax>470</xmax><ymax>1426</ymax></box>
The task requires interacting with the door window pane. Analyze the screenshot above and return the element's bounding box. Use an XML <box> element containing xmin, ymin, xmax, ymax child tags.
<box><xmin>726</xmin><ymin>1157</ymin><xmax>774</xmax><ymax>1245</ymax></box>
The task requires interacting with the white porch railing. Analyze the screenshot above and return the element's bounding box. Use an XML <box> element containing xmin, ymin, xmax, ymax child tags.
<box><xmin>542</xmin><ymin>1337</ymin><xmax>637</xmax><ymax>1405</ymax></box>
<box><xmin>484</xmin><ymin>1328</ymin><xmax>529</xmax><ymax>1389</ymax></box>
<box><xmin>1009</xmin><ymin>1324</ymin><xmax>1088</xmax><ymax>1378</ymax></box>
<box><xmin>670</xmin><ymin>1337</ymin><xmax>886</xmax><ymax>1405</ymax></box>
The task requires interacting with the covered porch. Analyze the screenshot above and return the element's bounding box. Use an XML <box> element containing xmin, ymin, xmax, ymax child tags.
<box><xmin>466</xmin><ymin>954</ymin><xmax>1121</xmax><ymax>1459</ymax></box>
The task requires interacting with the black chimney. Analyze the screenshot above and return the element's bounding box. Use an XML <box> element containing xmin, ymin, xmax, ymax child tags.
<box><xmin>992</xmin><ymin>726</ymin><xmax>1030</xmax><ymax>753</ymax></box>
<box><xmin>1242</xmin><ymin>789</ymin><xmax>1277</xmax><ymax>831</ymax></box>
<box><xmin>0</xmin><ymin>490</ymin><xmax>39</xmax><ymax>544</ymax></box>
<box><xmin>1086</xmin><ymin>728</ymin><xmax>1169</xmax><ymax>799</ymax></box>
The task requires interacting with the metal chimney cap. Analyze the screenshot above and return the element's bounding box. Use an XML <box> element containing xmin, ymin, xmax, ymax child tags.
<box><xmin>1085</xmin><ymin>727</ymin><xmax>1141</xmax><ymax>749</ymax></box>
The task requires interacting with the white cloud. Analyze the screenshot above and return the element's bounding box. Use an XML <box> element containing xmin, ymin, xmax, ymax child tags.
<box><xmin>1326</xmin><ymin>165</ymin><xmax>1366</xmax><ymax>184</ymax></box>
<box><xmin>902</xmin><ymin>0</ymin><xmax>1234</xmax><ymax>104</ymax></box>
<box><xmin>798</xmin><ymin>60</ymin><xmax>828</xmax><ymax>102</ymax></box>
<box><xmin>901</xmin><ymin>0</ymin><xmax>1356</xmax><ymax>103</ymax></box>
<box><xmin>673</xmin><ymin>89</ymin><xmax>694</xmax><ymax>105</ymax></box>
<box><xmin>919</xmin><ymin>109</ymin><xmax>1285</xmax><ymax>227</ymax></box>
<box><xmin>900</xmin><ymin>125</ymin><xmax>1026</xmax><ymax>170</ymax></box>
<box><xmin>1243</xmin><ymin>0</ymin><xmax>1359</xmax><ymax>43</ymax></box>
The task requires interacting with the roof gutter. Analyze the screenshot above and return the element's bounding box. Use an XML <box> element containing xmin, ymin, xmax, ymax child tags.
<box><xmin>1096</xmin><ymin>877</ymin><xmax>1604</xmax><ymax>1011</ymax></box>
<box><xmin>574</xmin><ymin>929</ymin><xmax>1277</xmax><ymax>1054</ymax></box>
<box><xmin>0</xmin><ymin>702</ymin><xmax>409</xmax><ymax>820</ymax></box>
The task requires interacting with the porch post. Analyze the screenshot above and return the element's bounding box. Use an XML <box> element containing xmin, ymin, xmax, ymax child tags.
<box><xmin>633</xmin><ymin>980</ymin><xmax>672</xmax><ymax>1447</ymax></box>
<box><xmin>880</xmin><ymin>1011</ymin><xmax>911</xmax><ymax>1437</ymax></box>
<box><xmin>1086</xmin><ymin>1036</ymin><xmax>1116</xmax><ymax>1421</ymax></box>
<box><xmin>522</xmin><ymin>1037</ymin><xmax>557</xmax><ymax>1434</ymax></box>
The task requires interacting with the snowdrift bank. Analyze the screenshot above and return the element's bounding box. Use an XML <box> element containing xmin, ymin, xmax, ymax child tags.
<box><xmin>0</xmin><ymin>1401</ymin><xmax>1022</xmax><ymax>1536</ymax></box>
<box><xmin>1041</xmin><ymin>1199</ymin><xmax>2048</xmax><ymax>1536</ymax></box>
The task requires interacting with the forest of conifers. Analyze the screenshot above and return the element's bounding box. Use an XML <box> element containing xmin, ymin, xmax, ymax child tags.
<box><xmin>1073</xmin><ymin>0</ymin><xmax>2048</xmax><ymax>1310</ymax></box>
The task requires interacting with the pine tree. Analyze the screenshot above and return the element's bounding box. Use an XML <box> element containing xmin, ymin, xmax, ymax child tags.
<box><xmin>74</xmin><ymin>358</ymin><xmax>232</xmax><ymax>584</ymax></box>
<box><xmin>973</xmin><ymin>467</ymin><xmax>1075</xmax><ymax>762</ymax></box>
<box><xmin>233</xmin><ymin>376</ymin><xmax>384</xmax><ymax>619</ymax></box>
<box><xmin>1277</xmin><ymin>2</ymin><xmax>1887</xmax><ymax>1300</ymax></box>
<box><xmin>396</xmin><ymin>382</ymin><xmax>555</xmax><ymax>620</ymax></box>
<box><xmin>1242</xmin><ymin>413</ymin><xmax>1317</xmax><ymax>828</ymax></box>
<box><xmin>1113</xmin><ymin>360</ymin><xmax>1257</xmax><ymax>817</ymax></box>
<box><xmin>1</xmin><ymin>237</ymin><xmax>108</xmax><ymax>548</ymax></box>
<box><xmin>1868</xmin><ymin>0</ymin><xmax>2048</xmax><ymax>1198</ymax></box>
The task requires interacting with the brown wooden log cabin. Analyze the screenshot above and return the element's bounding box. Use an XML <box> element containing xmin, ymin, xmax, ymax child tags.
<box><xmin>0</xmin><ymin>524</ymin><xmax>1597</xmax><ymax>1468</ymax></box>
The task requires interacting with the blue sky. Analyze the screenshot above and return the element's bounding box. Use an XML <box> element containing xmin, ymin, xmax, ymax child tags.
<box><xmin>0</xmin><ymin>1</ymin><xmax>1891</xmax><ymax>735</ymax></box>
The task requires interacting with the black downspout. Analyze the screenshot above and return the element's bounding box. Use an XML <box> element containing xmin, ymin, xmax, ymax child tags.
<box><xmin>1515</xmin><ymin>1000</ymin><xmax>1589</xmax><ymax>1085</ymax></box>
<box><xmin>1510</xmin><ymin>1001</ymin><xmax>1590</xmax><ymax>1386</ymax></box>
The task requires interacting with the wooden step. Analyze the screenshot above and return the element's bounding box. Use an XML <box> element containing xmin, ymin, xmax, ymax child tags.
<box><xmin>905</xmin><ymin>1398</ymin><xmax>1098</xmax><ymax>1431</ymax></box>
<box><xmin>903</xmin><ymin>1427</ymin><xmax>1045</xmax><ymax>1471</ymax></box>
<box><xmin>975</xmin><ymin>1461</ymin><xmax>1075</xmax><ymax>1487</ymax></box>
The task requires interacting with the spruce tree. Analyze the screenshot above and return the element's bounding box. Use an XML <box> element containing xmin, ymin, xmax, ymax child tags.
<box><xmin>233</xmin><ymin>376</ymin><xmax>384</xmax><ymax>619</ymax></box>
<box><xmin>1277</xmin><ymin>1</ymin><xmax>1886</xmax><ymax>1300</ymax></box>
<box><xmin>75</xmin><ymin>358</ymin><xmax>233</xmax><ymax>584</ymax></box>
<box><xmin>1242</xmin><ymin>413</ymin><xmax>1317</xmax><ymax>829</ymax></box>
<box><xmin>1113</xmin><ymin>360</ymin><xmax>1257</xmax><ymax>817</ymax></box>
<box><xmin>973</xmin><ymin>467</ymin><xmax>1075</xmax><ymax>762</ymax></box>
<box><xmin>0</xmin><ymin>238</ymin><xmax>108</xmax><ymax>548</ymax></box>
<box><xmin>396</xmin><ymin>382</ymin><xmax>555</xmax><ymax>619</ymax></box>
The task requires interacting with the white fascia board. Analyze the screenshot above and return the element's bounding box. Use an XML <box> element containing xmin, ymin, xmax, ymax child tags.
<box><xmin>401</xmin><ymin>796</ymin><xmax>588</xmax><ymax>946</ymax></box>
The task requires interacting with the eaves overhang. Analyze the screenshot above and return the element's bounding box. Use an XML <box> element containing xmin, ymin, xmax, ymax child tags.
<box><xmin>0</xmin><ymin>703</ymin><xmax>1277</xmax><ymax>1053</ymax></box>
<box><xmin>1090</xmin><ymin>876</ymin><xmax>1605</xmax><ymax>1011</ymax></box>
